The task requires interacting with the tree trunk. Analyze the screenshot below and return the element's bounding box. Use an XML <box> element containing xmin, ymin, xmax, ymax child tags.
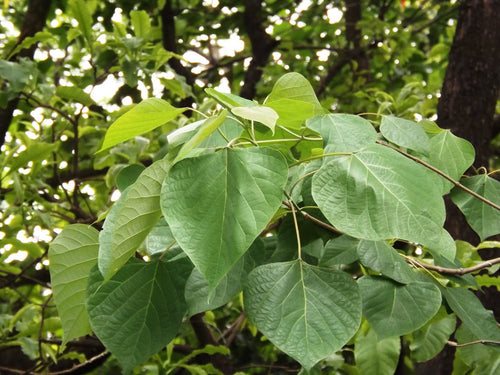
<box><xmin>417</xmin><ymin>1</ymin><xmax>500</xmax><ymax>374</ymax></box>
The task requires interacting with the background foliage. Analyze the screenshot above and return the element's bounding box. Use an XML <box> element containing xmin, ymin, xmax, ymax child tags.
<box><xmin>1</xmin><ymin>0</ymin><xmax>499</xmax><ymax>374</ymax></box>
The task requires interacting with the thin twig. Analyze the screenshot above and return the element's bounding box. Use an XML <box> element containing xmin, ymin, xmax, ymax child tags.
<box><xmin>408</xmin><ymin>256</ymin><xmax>500</xmax><ymax>275</ymax></box>
<box><xmin>447</xmin><ymin>339</ymin><xmax>500</xmax><ymax>347</ymax></box>
<box><xmin>376</xmin><ymin>141</ymin><xmax>500</xmax><ymax>211</ymax></box>
<box><xmin>282</xmin><ymin>201</ymin><xmax>342</xmax><ymax>235</ymax></box>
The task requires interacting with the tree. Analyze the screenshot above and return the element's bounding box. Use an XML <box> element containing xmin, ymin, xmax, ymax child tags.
<box><xmin>1</xmin><ymin>1</ymin><xmax>499</xmax><ymax>374</ymax></box>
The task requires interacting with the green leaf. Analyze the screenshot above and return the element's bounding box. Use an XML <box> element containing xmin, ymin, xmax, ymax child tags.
<box><xmin>358</xmin><ymin>276</ymin><xmax>441</xmax><ymax>338</ymax></box>
<box><xmin>450</xmin><ymin>174</ymin><xmax>500</xmax><ymax>241</ymax></box>
<box><xmin>48</xmin><ymin>224</ymin><xmax>98</xmax><ymax>344</ymax></box>
<box><xmin>86</xmin><ymin>257</ymin><xmax>192</xmax><ymax>372</ymax></box>
<box><xmin>265</xmin><ymin>72</ymin><xmax>324</xmax><ymax>115</ymax></box>
<box><xmin>306</xmin><ymin>114</ymin><xmax>377</xmax><ymax>152</ymax></box>
<box><xmin>320</xmin><ymin>235</ymin><xmax>360</xmax><ymax>266</ymax></box>
<box><xmin>264</xmin><ymin>99</ymin><xmax>315</xmax><ymax>130</ymax></box>
<box><xmin>428</xmin><ymin>130</ymin><xmax>475</xmax><ymax>193</ymax></box>
<box><xmin>130</xmin><ymin>10</ymin><xmax>151</xmax><ymax>38</ymax></box>
<box><xmin>355</xmin><ymin>322</ymin><xmax>400</xmax><ymax>375</ymax></box>
<box><xmin>357</xmin><ymin>240</ymin><xmax>416</xmax><ymax>284</ymax></box>
<box><xmin>175</xmin><ymin>110</ymin><xmax>227</xmax><ymax>162</ymax></box>
<box><xmin>162</xmin><ymin>147</ymin><xmax>288</xmax><ymax>288</ymax></box>
<box><xmin>55</xmin><ymin>86</ymin><xmax>95</xmax><ymax>107</ymax></box>
<box><xmin>231</xmin><ymin>106</ymin><xmax>279</xmax><ymax>133</ymax></box>
<box><xmin>144</xmin><ymin>217</ymin><xmax>176</xmax><ymax>256</ymax></box>
<box><xmin>0</xmin><ymin>59</ymin><xmax>32</xmax><ymax>92</ymax></box>
<box><xmin>185</xmin><ymin>239</ymin><xmax>264</xmax><ymax>316</ymax></box>
<box><xmin>68</xmin><ymin>0</ymin><xmax>93</xmax><ymax>47</ymax></box>
<box><xmin>99</xmin><ymin>98</ymin><xmax>186</xmax><ymax>151</ymax></box>
<box><xmin>410</xmin><ymin>307</ymin><xmax>456</xmax><ymax>362</ymax></box>
<box><xmin>98</xmin><ymin>187</ymin><xmax>130</xmax><ymax>276</ymax></box>
<box><xmin>115</xmin><ymin>164</ymin><xmax>146</xmax><ymax>191</ymax></box>
<box><xmin>205</xmin><ymin>88</ymin><xmax>256</xmax><ymax>108</ymax></box>
<box><xmin>244</xmin><ymin>260</ymin><xmax>362</xmax><ymax>370</ymax></box>
<box><xmin>380</xmin><ymin>116</ymin><xmax>430</xmax><ymax>155</ymax></box>
<box><xmin>106</xmin><ymin>158</ymin><xmax>170</xmax><ymax>279</ymax></box>
<box><xmin>441</xmin><ymin>287</ymin><xmax>500</xmax><ymax>341</ymax></box>
<box><xmin>312</xmin><ymin>144</ymin><xmax>446</xmax><ymax>253</ymax></box>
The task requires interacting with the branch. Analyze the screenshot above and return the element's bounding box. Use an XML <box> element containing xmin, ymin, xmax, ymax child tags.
<box><xmin>376</xmin><ymin>141</ymin><xmax>500</xmax><ymax>212</ymax></box>
<box><xmin>282</xmin><ymin>201</ymin><xmax>342</xmax><ymax>234</ymax></box>
<box><xmin>408</xmin><ymin>256</ymin><xmax>500</xmax><ymax>275</ymax></box>
<box><xmin>239</xmin><ymin>0</ymin><xmax>279</xmax><ymax>99</ymax></box>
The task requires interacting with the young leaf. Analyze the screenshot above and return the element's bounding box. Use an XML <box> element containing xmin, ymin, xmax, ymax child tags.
<box><xmin>86</xmin><ymin>257</ymin><xmax>192</xmax><ymax>373</ymax></box>
<box><xmin>265</xmin><ymin>72</ymin><xmax>324</xmax><ymax>115</ymax></box>
<box><xmin>450</xmin><ymin>174</ymin><xmax>500</xmax><ymax>241</ymax></box>
<box><xmin>68</xmin><ymin>0</ymin><xmax>93</xmax><ymax>48</ymax></box>
<box><xmin>130</xmin><ymin>10</ymin><xmax>151</xmax><ymax>38</ymax></box>
<box><xmin>355</xmin><ymin>322</ymin><xmax>400</xmax><ymax>375</ymax></box>
<box><xmin>428</xmin><ymin>130</ymin><xmax>475</xmax><ymax>193</ymax></box>
<box><xmin>312</xmin><ymin>143</ymin><xmax>446</xmax><ymax>253</ymax></box>
<box><xmin>264</xmin><ymin>99</ymin><xmax>315</xmax><ymax>130</ymax></box>
<box><xmin>162</xmin><ymin>147</ymin><xmax>288</xmax><ymax>288</ymax></box>
<box><xmin>306</xmin><ymin>114</ymin><xmax>377</xmax><ymax>152</ymax></box>
<box><xmin>106</xmin><ymin>158</ymin><xmax>170</xmax><ymax>279</ymax></box>
<box><xmin>410</xmin><ymin>307</ymin><xmax>456</xmax><ymax>362</ymax></box>
<box><xmin>99</xmin><ymin>98</ymin><xmax>187</xmax><ymax>151</ymax></box>
<box><xmin>357</xmin><ymin>240</ymin><xmax>415</xmax><ymax>283</ymax></box>
<box><xmin>231</xmin><ymin>106</ymin><xmax>279</xmax><ymax>133</ymax></box>
<box><xmin>244</xmin><ymin>260</ymin><xmax>362</xmax><ymax>370</ymax></box>
<box><xmin>174</xmin><ymin>110</ymin><xmax>227</xmax><ymax>162</ymax></box>
<box><xmin>380</xmin><ymin>116</ymin><xmax>430</xmax><ymax>155</ymax></box>
<box><xmin>441</xmin><ymin>287</ymin><xmax>500</xmax><ymax>341</ymax></box>
<box><xmin>358</xmin><ymin>276</ymin><xmax>441</xmax><ymax>338</ymax></box>
<box><xmin>48</xmin><ymin>225</ymin><xmax>98</xmax><ymax>344</ymax></box>
<box><xmin>205</xmin><ymin>88</ymin><xmax>257</xmax><ymax>108</ymax></box>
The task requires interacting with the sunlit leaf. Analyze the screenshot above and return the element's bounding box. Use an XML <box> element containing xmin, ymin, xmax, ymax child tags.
<box><xmin>264</xmin><ymin>99</ymin><xmax>315</xmax><ymax>130</ymax></box>
<box><xmin>244</xmin><ymin>260</ymin><xmax>362</xmax><ymax>370</ymax></box>
<box><xmin>99</xmin><ymin>98</ymin><xmax>187</xmax><ymax>151</ymax></box>
<box><xmin>49</xmin><ymin>225</ymin><xmax>98</xmax><ymax>344</ymax></box>
<box><xmin>231</xmin><ymin>106</ymin><xmax>279</xmax><ymax>133</ymax></box>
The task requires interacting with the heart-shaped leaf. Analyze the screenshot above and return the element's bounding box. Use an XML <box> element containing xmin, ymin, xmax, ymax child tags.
<box><xmin>312</xmin><ymin>143</ymin><xmax>446</xmax><ymax>252</ymax></box>
<box><xmin>86</xmin><ymin>257</ymin><xmax>192</xmax><ymax>372</ymax></box>
<box><xmin>380</xmin><ymin>116</ymin><xmax>430</xmax><ymax>155</ymax></box>
<box><xmin>49</xmin><ymin>225</ymin><xmax>98</xmax><ymax>344</ymax></box>
<box><xmin>244</xmin><ymin>260</ymin><xmax>362</xmax><ymax>370</ymax></box>
<box><xmin>358</xmin><ymin>276</ymin><xmax>441</xmax><ymax>338</ymax></box>
<box><xmin>161</xmin><ymin>147</ymin><xmax>288</xmax><ymax>288</ymax></box>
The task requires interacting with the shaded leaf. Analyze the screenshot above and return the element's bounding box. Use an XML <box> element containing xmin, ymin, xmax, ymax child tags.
<box><xmin>428</xmin><ymin>130</ymin><xmax>475</xmax><ymax>193</ymax></box>
<box><xmin>358</xmin><ymin>276</ymin><xmax>441</xmax><ymax>338</ymax></box>
<box><xmin>355</xmin><ymin>322</ymin><xmax>400</xmax><ymax>375</ymax></box>
<box><xmin>86</xmin><ymin>257</ymin><xmax>192</xmax><ymax>372</ymax></box>
<box><xmin>410</xmin><ymin>307</ymin><xmax>456</xmax><ymax>362</ymax></box>
<box><xmin>312</xmin><ymin>144</ymin><xmax>446</xmax><ymax>255</ymax></box>
<box><xmin>380</xmin><ymin>115</ymin><xmax>430</xmax><ymax>155</ymax></box>
<box><xmin>48</xmin><ymin>225</ymin><xmax>98</xmax><ymax>343</ymax></box>
<box><xmin>244</xmin><ymin>260</ymin><xmax>362</xmax><ymax>370</ymax></box>
<box><xmin>450</xmin><ymin>174</ymin><xmax>500</xmax><ymax>241</ymax></box>
<box><xmin>162</xmin><ymin>147</ymin><xmax>288</xmax><ymax>288</ymax></box>
<box><xmin>307</xmin><ymin>114</ymin><xmax>377</xmax><ymax>152</ymax></box>
<box><xmin>357</xmin><ymin>240</ymin><xmax>415</xmax><ymax>283</ymax></box>
<box><xmin>441</xmin><ymin>287</ymin><xmax>500</xmax><ymax>341</ymax></box>
<box><xmin>320</xmin><ymin>235</ymin><xmax>360</xmax><ymax>266</ymax></box>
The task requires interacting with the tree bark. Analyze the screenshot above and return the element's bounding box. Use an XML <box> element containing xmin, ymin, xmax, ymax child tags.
<box><xmin>417</xmin><ymin>2</ymin><xmax>500</xmax><ymax>374</ymax></box>
<box><xmin>0</xmin><ymin>0</ymin><xmax>52</xmax><ymax>149</ymax></box>
<box><xmin>239</xmin><ymin>0</ymin><xmax>279</xmax><ymax>99</ymax></box>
